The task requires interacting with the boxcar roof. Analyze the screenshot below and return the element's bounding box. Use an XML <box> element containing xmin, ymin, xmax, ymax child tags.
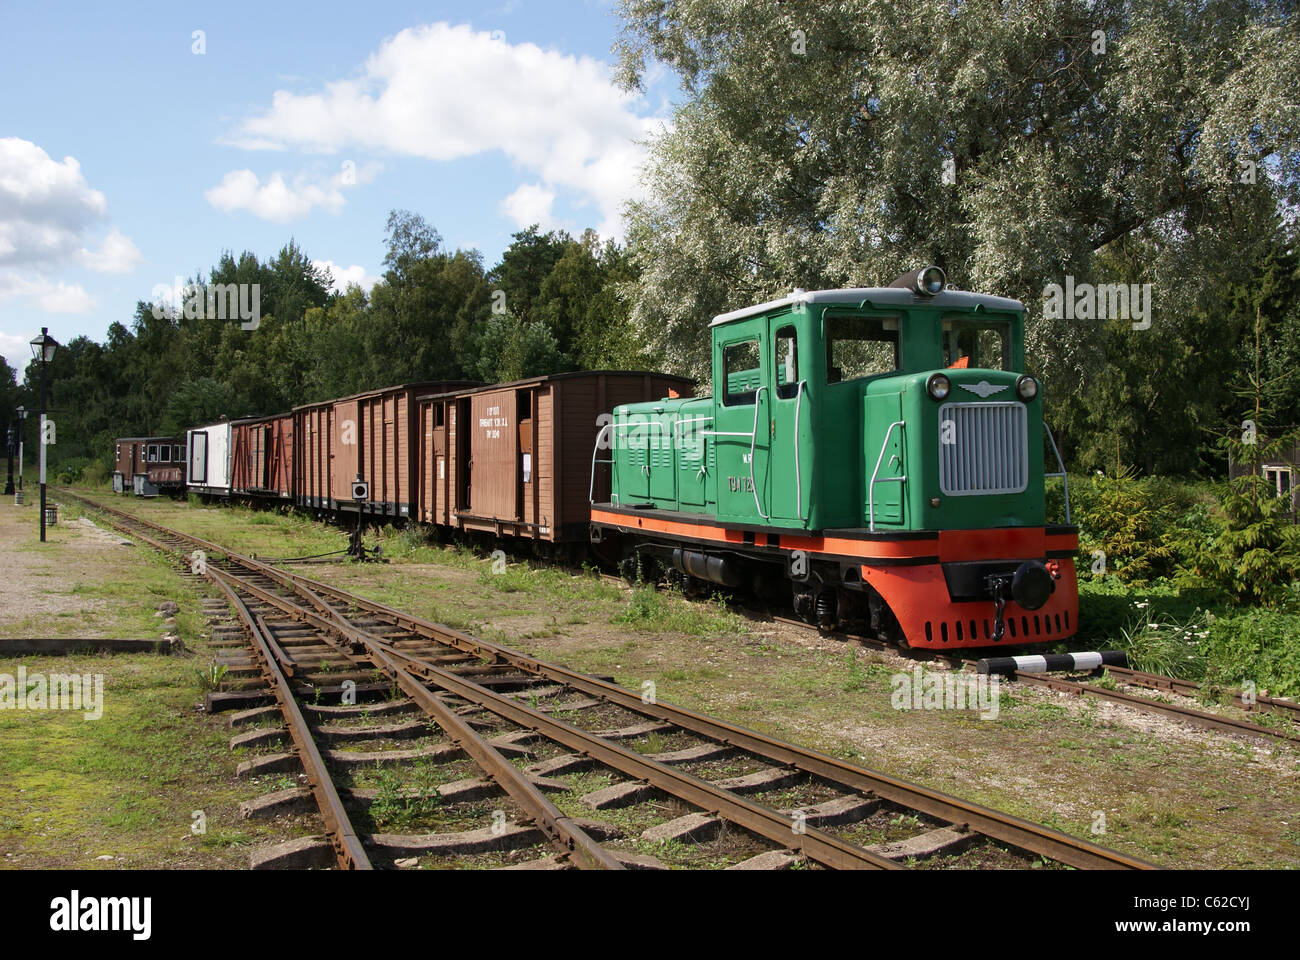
<box><xmin>187</xmin><ymin>416</ymin><xmax>261</xmax><ymax>431</ymax></box>
<box><xmin>228</xmin><ymin>411</ymin><xmax>293</xmax><ymax>426</ymax></box>
<box><xmin>413</xmin><ymin>370</ymin><xmax>695</xmax><ymax>402</ymax></box>
<box><xmin>291</xmin><ymin>380</ymin><xmax>482</xmax><ymax>412</ymax></box>
<box><xmin>710</xmin><ymin>287</ymin><xmax>1025</xmax><ymax>327</ymax></box>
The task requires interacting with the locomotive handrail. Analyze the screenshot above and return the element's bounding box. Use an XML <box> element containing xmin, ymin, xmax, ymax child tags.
<box><xmin>867</xmin><ymin>419</ymin><xmax>907</xmax><ymax>533</ymax></box>
<box><xmin>749</xmin><ymin>385</ymin><xmax>769</xmax><ymax>520</ymax></box>
<box><xmin>1043</xmin><ymin>423</ymin><xmax>1071</xmax><ymax>524</ymax></box>
<box><xmin>589</xmin><ymin>422</ymin><xmax>614</xmax><ymax>505</ymax></box>
<box><xmin>794</xmin><ymin>380</ymin><xmax>806</xmax><ymax>521</ymax></box>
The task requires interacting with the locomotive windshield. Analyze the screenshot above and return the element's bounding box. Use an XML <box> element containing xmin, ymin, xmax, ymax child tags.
<box><xmin>825</xmin><ymin>314</ymin><xmax>899</xmax><ymax>384</ymax></box>
<box><xmin>943</xmin><ymin>318</ymin><xmax>1012</xmax><ymax>370</ymax></box>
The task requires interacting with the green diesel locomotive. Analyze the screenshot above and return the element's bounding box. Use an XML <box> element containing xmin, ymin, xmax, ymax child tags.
<box><xmin>589</xmin><ymin>267</ymin><xmax>1078</xmax><ymax>649</ymax></box>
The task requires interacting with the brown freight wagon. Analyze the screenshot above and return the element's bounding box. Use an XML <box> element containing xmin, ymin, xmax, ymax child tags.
<box><xmin>230</xmin><ymin>413</ymin><xmax>295</xmax><ymax>500</ymax></box>
<box><xmin>417</xmin><ymin>371</ymin><xmax>694</xmax><ymax>542</ymax></box>
<box><xmin>294</xmin><ymin>381</ymin><xmax>478</xmax><ymax>517</ymax></box>
<box><xmin>113</xmin><ymin>436</ymin><xmax>184</xmax><ymax>496</ymax></box>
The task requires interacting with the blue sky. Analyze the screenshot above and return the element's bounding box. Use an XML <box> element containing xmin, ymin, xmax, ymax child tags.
<box><xmin>0</xmin><ymin>0</ymin><xmax>674</xmax><ymax>375</ymax></box>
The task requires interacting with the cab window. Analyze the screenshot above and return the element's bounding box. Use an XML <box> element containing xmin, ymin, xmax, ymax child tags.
<box><xmin>943</xmin><ymin>319</ymin><xmax>1010</xmax><ymax>370</ymax></box>
<box><xmin>723</xmin><ymin>338</ymin><xmax>762</xmax><ymax>406</ymax></box>
<box><xmin>826</xmin><ymin>314</ymin><xmax>899</xmax><ymax>383</ymax></box>
<box><xmin>774</xmin><ymin>325</ymin><xmax>800</xmax><ymax>399</ymax></box>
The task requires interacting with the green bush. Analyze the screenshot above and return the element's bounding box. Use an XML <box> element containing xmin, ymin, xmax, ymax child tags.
<box><xmin>1075</xmin><ymin>579</ymin><xmax>1203</xmax><ymax>644</ymax></box>
<box><xmin>1180</xmin><ymin>475</ymin><xmax>1300</xmax><ymax>607</ymax></box>
<box><xmin>1201</xmin><ymin>608</ymin><xmax>1300</xmax><ymax>697</ymax></box>
<box><xmin>1067</xmin><ymin>472</ymin><xmax>1217</xmax><ymax>584</ymax></box>
<box><xmin>52</xmin><ymin>455</ymin><xmax>111</xmax><ymax>486</ymax></box>
<box><xmin>1118</xmin><ymin>604</ymin><xmax>1208</xmax><ymax>680</ymax></box>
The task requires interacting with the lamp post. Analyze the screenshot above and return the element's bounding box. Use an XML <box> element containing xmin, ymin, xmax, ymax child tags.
<box><xmin>14</xmin><ymin>405</ymin><xmax>25</xmax><ymax>504</ymax></box>
<box><xmin>29</xmin><ymin>328</ymin><xmax>58</xmax><ymax>542</ymax></box>
<box><xmin>4</xmin><ymin>422</ymin><xmax>12</xmax><ymax>495</ymax></box>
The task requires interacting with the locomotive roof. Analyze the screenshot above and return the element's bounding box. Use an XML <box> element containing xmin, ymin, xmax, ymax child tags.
<box><xmin>710</xmin><ymin>287</ymin><xmax>1025</xmax><ymax>327</ymax></box>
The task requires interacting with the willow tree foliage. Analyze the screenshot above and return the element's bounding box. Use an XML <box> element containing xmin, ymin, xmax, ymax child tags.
<box><xmin>616</xmin><ymin>0</ymin><xmax>1300</xmax><ymax>387</ymax></box>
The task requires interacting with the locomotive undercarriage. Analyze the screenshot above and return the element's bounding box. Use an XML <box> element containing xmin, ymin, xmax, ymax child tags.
<box><xmin>601</xmin><ymin>533</ymin><xmax>905</xmax><ymax>644</ymax></box>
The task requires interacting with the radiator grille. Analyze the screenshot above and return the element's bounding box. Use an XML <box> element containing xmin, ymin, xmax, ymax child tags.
<box><xmin>938</xmin><ymin>402</ymin><xmax>1028</xmax><ymax>496</ymax></box>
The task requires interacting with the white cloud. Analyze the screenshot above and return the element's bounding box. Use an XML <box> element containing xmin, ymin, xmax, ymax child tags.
<box><xmin>499</xmin><ymin>183</ymin><xmax>557</xmax><ymax>230</ymax></box>
<box><xmin>32</xmin><ymin>280</ymin><xmax>95</xmax><ymax>314</ymax></box>
<box><xmin>206</xmin><ymin>170</ymin><xmax>347</xmax><ymax>223</ymax></box>
<box><xmin>82</xmin><ymin>227</ymin><xmax>143</xmax><ymax>274</ymax></box>
<box><xmin>0</xmin><ymin>330</ymin><xmax>36</xmax><ymax>376</ymax></box>
<box><xmin>0</xmin><ymin>137</ymin><xmax>138</xmax><ymax>317</ymax></box>
<box><xmin>227</xmin><ymin>22</ymin><xmax>667</xmax><ymax>239</ymax></box>
<box><xmin>313</xmin><ymin>258</ymin><xmax>380</xmax><ymax>294</ymax></box>
<box><xmin>0</xmin><ymin>273</ymin><xmax>94</xmax><ymax>314</ymax></box>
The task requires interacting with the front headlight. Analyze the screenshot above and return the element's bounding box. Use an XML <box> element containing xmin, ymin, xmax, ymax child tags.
<box><xmin>1016</xmin><ymin>375</ymin><xmax>1039</xmax><ymax>401</ymax></box>
<box><xmin>927</xmin><ymin>373</ymin><xmax>951</xmax><ymax>400</ymax></box>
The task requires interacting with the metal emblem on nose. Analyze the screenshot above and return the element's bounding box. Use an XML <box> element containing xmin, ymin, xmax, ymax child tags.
<box><xmin>957</xmin><ymin>380</ymin><xmax>1009</xmax><ymax>399</ymax></box>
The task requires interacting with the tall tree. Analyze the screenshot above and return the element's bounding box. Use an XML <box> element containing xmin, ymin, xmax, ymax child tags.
<box><xmin>616</xmin><ymin>0</ymin><xmax>1300</xmax><ymax>383</ymax></box>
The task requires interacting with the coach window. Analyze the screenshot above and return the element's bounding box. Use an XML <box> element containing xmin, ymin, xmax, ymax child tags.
<box><xmin>943</xmin><ymin>318</ymin><xmax>1010</xmax><ymax>371</ymax></box>
<box><xmin>774</xmin><ymin>326</ymin><xmax>801</xmax><ymax>399</ymax></box>
<box><xmin>825</xmin><ymin>314</ymin><xmax>899</xmax><ymax>384</ymax></box>
<box><xmin>147</xmin><ymin>445</ymin><xmax>158</xmax><ymax>462</ymax></box>
<box><xmin>174</xmin><ymin>445</ymin><xmax>184</xmax><ymax>462</ymax></box>
<box><xmin>723</xmin><ymin>338</ymin><xmax>762</xmax><ymax>406</ymax></box>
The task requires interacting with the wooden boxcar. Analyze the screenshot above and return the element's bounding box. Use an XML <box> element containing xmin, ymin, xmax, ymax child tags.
<box><xmin>231</xmin><ymin>412</ymin><xmax>294</xmax><ymax>500</ymax></box>
<box><xmin>416</xmin><ymin>372</ymin><xmax>693</xmax><ymax>542</ymax></box>
<box><xmin>113</xmin><ymin>436</ymin><xmax>184</xmax><ymax>496</ymax></box>
<box><xmin>295</xmin><ymin>381</ymin><xmax>478</xmax><ymax>517</ymax></box>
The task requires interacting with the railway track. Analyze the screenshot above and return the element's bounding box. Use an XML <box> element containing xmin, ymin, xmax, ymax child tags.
<box><xmin>759</xmin><ymin>614</ymin><xmax>1300</xmax><ymax>746</ymax></box>
<box><xmin>61</xmin><ymin>491</ymin><xmax>1149</xmax><ymax>871</ymax></box>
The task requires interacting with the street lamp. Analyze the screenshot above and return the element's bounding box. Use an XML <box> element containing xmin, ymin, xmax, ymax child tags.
<box><xmin>14</xmin><ymin>405</ymin><xmax>25</xmax><ymax>504</ymax></box>
<box><xmin>29</xmin><ymin>328</ymin><xmax>58</xmax><ymax>541</ymax></box>
<box><xmin>4</xmin><ymin>422</ymin><xmax>12</xmax><ymax>496</ymax></box>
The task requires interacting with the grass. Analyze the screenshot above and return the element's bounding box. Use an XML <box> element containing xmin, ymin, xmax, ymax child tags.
<box><xmin>613</xmin><ymin>584</ymin><xmax>747</xmax><ymax>637</ymax></box>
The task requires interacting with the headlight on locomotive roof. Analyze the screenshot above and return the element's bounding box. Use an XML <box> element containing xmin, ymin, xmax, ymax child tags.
<box><xmin>1016</xmin><ymin>375</ymin><xmax>1039</xmax><ymax>401</ymax></box>
<box><xmin>927</xmin><ymin>373</ymin><xmax>951</xmax><ymax>400</ymax></box>
<box><xmin>916</xmin><ymin>265</ymin><xmax>946</xmax><ymax>296</ymax></box>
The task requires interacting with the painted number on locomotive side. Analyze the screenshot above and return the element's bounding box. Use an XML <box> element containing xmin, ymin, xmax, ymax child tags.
<box><xmin>727</xmin><ymin>476</ymin><xmax>754</xmax><ymax>493</ymax></box>
<box><xmin>479</xmin><ymin>405</ymin><xmax>510</xmax><ymax>440</ymax></box>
